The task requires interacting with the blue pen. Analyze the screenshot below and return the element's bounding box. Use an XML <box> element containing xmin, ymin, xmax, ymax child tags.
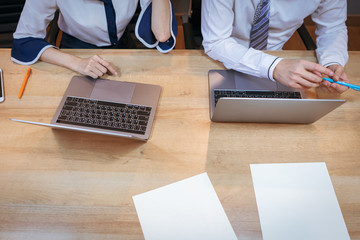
<box><xmin>323</xmin><ymin>77</ymin><xmax>360</xmax><ymax>91</ymax></box>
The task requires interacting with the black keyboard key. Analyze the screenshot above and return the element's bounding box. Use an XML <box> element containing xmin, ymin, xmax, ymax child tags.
<box><xmin>97</xmin><ymin>100</ymin><xmax>126</xmax><ymax>108</ymax></box>
<box><xmin>137</xmin><ymin>110</ymin><xmax>150</xmax><ymax>116</ymax></box>
<box><xmin>63</xmin><ymin>106</ymin><xmax>73</xmax><ymax>111</ymax></box>
<box><xmin>139</xmin><ymin>120</ymin><xmax>148</xmax><ymax>126</ymax></box>
<box><xmin>65</xmin><ymin>101</ymin><xmax>77</xmax><ymax>106</ymax></box>
<box><xmin>138</xmin><ymin>116</ymin><xmax>149</xmax><ymax>121</ymax></box>
<box><xmin>57</xmin><ymin>115</ymin><xmax>67</xmax><ymax>121</ymax></box>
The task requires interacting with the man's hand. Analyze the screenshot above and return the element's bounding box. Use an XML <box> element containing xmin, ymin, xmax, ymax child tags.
<box><xmin>320</xmin><ymin>64</ymin><xmax>349</xmax><ymax>94</ymax></box>
<box><xmin>273</xmin><ymin>59</ymin><xmax>334</xmax><ymax>89</ymax></box>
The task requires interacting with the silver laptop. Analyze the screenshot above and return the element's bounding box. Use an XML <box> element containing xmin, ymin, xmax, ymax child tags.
<box><xmin>11</xmin><ymin>75</ymin><xmax>161</xmax><ymax>140</ymax></box>
<box><xmin>209</xmin><ymin>69</ymin><xmax>346</xmax><ymax>124</ymax></box>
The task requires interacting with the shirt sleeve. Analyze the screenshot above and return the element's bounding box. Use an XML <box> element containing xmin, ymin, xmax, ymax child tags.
<box><xmin>11</xmin><ymin>0</ymin><xmax>58</xmax><ymax>65</ymax></box>
<box><xmin>136</xmin><ymin>0</ymin><xmax>177</xmax><ymax>53</ymax></box>
<box><xmin>311</xmin><ymin>0</ymin><xmax>348</xmax><ymax>67</ymax></box>
<box><xmin>201</xmin><ymin>0</ymin><xmax>281</xmax><ymax>81</ymax></box>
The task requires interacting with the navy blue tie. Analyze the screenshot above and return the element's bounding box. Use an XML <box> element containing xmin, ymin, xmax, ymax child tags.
<box><xmin>100</xmin><ymin>0</ymin><xmax>118</xmax><ymax>45</ymax></box>
<box><xmin>249</xmin><ymin>0</ymin><xmax>270</xmax><ymax>50</ymax></box>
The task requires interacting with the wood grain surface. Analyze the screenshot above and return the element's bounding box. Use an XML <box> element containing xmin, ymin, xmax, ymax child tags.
<box><xmin>0</xmin><ymin>49</ymin><xmax>359</xmax><ymax>239</ymax></box>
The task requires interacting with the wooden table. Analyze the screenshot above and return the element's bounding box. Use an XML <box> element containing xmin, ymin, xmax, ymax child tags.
<box><xmin>0</xmin><ymin>49</ymin><xmax>359</xmax><ymax>239</ymax></box>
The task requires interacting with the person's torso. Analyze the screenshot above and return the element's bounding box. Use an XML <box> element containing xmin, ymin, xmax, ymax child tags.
<box><xmin>232</xmin><ymin>0</ymin><xmax>321</xmax><ymax>50</ymax></box>
<box><xmin>57</xmin><ymin>0</ymin><xmax>139</xmax><ymax>46</ymax></box>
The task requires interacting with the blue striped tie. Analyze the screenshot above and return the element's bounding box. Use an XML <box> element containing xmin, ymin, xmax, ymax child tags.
<box><xmin>249</xmin><ymin>0</ymin><xmax>270</xmax><ymax>50</ymax></box>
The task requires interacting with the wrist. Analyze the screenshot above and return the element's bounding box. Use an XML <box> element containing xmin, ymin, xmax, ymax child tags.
<box><xmin>269</xmin><ymin>57</ymin><xmax>283</xmax><ymax>82</ymax></box>
<box><xmin>66</xmin><ymin>55</ymin><xmax>82</xmax><ymax>73</ymax></box>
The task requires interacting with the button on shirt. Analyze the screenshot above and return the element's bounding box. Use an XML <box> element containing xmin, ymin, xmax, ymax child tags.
<box><xmin>201</xmin><ymin>0</ymin><xmax>348</xmax><ymax>81</ymax></box>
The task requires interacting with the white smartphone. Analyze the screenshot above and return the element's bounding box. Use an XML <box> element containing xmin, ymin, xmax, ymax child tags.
<box><xmin>0</xmin><ymin>69</ymin><xmax>4</xmax><ymax>102</ymax></box>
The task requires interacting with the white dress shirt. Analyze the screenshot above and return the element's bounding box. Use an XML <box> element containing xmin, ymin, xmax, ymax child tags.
<box><xmin>14</xmin><ymin>0</ymin><xmax>141</xmax><ymax>47</ymax></box>
<box><xmin>11</xmin><ymin>0</ymin><xmax>177</xmax><ymax>65</ymax></box>
<box><xmin>201</xmin><ymin>0</ymin><xmax>348</xmax><ymax>81</ymax></box>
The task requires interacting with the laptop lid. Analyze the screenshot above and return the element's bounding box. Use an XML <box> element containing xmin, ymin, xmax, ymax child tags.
<box><xmin>11</xmin><ymin>76</ymin><xmax>161</xmax><ymax>140</ymax></box>
<box><xmin>208</xmin><ymin>70</ymin><xmax>346</xmax><ymax>124</ymax></box>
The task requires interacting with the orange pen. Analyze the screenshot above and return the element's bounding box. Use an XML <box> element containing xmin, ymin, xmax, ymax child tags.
<box><xmin>18</xmin><ymin>67</ymin><xmax>31</xmax><ymax>99</ymax></box>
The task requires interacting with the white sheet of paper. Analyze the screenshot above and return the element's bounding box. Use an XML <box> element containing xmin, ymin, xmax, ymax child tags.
<box><xmin>250</xmin><ymin>162</ymin><xmax>350</xmax><ymax>240</ymax></box>
<box><xmin>132</xmin><ymin>173</ymin><xmax>237</xmax><ymax>240</ymax></box>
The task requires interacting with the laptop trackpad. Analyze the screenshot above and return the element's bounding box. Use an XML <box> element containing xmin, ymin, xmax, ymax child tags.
<box><xmin>90</xmin><ymin>79</ymin><xmax>135</xmax><ymax>103</ymax></box>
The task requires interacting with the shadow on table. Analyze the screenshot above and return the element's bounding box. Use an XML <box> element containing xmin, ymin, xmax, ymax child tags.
<box><xmin>51</xmin><ymin>128</ymin><xmax>146</xmax><ymax>163</ymax></box>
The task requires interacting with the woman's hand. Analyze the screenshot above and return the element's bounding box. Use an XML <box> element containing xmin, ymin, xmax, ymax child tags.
<box><xmin>40</xmin><ymin>48</ymin><xmax>117</xmax><ymax>79</ymax></box>
<box><xmin>74</xmin><ymin>55</ymin><xmax>117</xmax><ymax>79</ymax></box>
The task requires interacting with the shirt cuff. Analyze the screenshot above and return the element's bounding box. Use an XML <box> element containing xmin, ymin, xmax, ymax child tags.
<box><xmin>135</xmin><ymin>0</ymin><xmax>177</xmax><ymax>53</ymax></box>
<box><xmin>268</xmin><ymin>57</ymin><xmax>283</xmax><ymax>82</ymax></box>
<box><xmin>135</xmin><ymin>1</ymin><xmax>158</xmax><ymax>48</ymax></box>
<box><xmin>323</xmin><ymin>62</ymin><xmax>343</xmax><ymax>68</ymax></box>
<box><xmin>11</xmin><ymin>37</ymin><xmax>55</xmax><ymax>65</ymax></box>
<box><xmin>156</xmin><ymin>0</ymin><xmax>177</xmax><ymax>53</ymax></box>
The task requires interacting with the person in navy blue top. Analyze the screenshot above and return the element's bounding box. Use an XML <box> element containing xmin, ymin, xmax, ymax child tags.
<box><xmin>11</xmin><ymin>0</ymin><xmax>178</xmax><ymax>79</ymax></box>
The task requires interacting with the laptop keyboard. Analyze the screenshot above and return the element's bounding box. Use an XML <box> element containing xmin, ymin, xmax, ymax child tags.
<box><xmin>56</xmin><ymin>96</ymin><xmax>152</xmax><ymax>135</ymax></box>
<box><xmin>214</xmin><ymin>89</ymin><xmax>302</xmax><ymax>105</ymax></box>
